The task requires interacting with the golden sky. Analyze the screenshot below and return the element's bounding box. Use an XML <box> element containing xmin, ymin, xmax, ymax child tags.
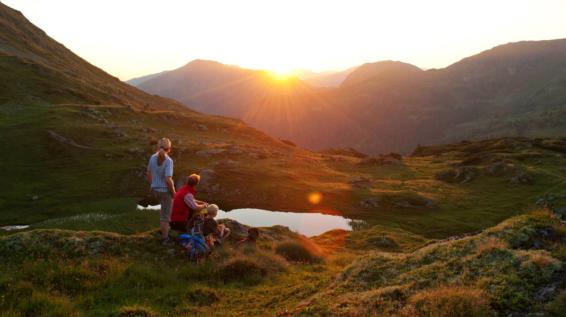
<box><xmin>4</xmin><ymin>0</ymin><xmax>566</xmax><ymax>80</ymax></box>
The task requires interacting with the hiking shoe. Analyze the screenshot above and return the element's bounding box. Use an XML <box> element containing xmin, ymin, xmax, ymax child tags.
<box><xmin>161</xmin><ymin>237</ymin><xmax>174</xmax><ymax>246</ymax></box>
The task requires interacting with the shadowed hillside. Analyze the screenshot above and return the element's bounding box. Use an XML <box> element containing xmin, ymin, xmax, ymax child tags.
<box><xmin>134</xmin><ymin>39</ymin><xmax>566</xmax><ymax>154</ymax></box>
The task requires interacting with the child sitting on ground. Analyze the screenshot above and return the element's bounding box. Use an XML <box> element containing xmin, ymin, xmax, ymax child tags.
<box><xmin>235</xmin><ymin>227</ymin><xmax>260</xmax><ymax>248</ymax></box>
<box><xmin>202</xmin><ymin>204</ymin><xmax>231</xmax><ymax>248</ymax></box>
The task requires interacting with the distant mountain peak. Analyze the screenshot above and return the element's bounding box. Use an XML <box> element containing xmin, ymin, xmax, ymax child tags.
<box><xmin>341</xmin><ymin>60</ymin><xmax>422</xmax><ymax>87</ymax></box>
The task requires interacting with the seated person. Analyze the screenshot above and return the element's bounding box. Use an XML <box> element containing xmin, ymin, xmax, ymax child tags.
<box><xmin>202</xmin><ymin>204</ymin><xmax>231</xmax><ymax>247</ymax></box>
<box><xmin>169</xmin><ymin>174</ymin><xmax>208</xmax><ymax>233</ymax></box>
<box><xmin>235</xmin><ymin>227</ymin><xmax>260</xmax><ymax>248</ymax></box>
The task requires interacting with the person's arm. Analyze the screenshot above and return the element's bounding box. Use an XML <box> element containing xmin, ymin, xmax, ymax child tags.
<box><xmin>165</xmin><ymin>159</ymin><xmax>175</xmax><ymax>197</ymax></box>
<box><xmin>166</xmin><ymin>177</ymin><xmax>175</xmax><ymax>197</ymax></box>
<box><xmin>184</xmin><ymin>193</ymin><xmax>206</xmax><ymax>210</ymax></box>
<box><xmin>146</xmin><ymin>158</ymin><xmax>152</xmax><ymax>184</ymax></box>
<box><xmin>195</xmin><ymin>199</ymin><xmax>208</xmax><ymax>205</ymax></box>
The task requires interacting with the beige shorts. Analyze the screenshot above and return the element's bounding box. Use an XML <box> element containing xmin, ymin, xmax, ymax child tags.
<box><xmin>154</xmin><ymin>191</ymin><xmax>172</xmax><ymax>222</ymax></box>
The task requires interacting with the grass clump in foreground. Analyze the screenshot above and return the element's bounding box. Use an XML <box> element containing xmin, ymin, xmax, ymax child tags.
<box><xmin>111</xmin><ymin>305</ymin><xmax>158</xmax><ymax>317</ymax></box>
<box><xmin>296</xmin><ymin>210</ymin><xmax>566</xmax><ymax>316</ymax></box>
<box><xmin>0</xmin><ymin>221</ymin><xmax>337</xmax><ymax>316</ymax></box>
<box><xmin>404</xmin><ymin>287</ymin><xmax>492</xmax><ymax>317</ymax></box>
<box><xmin>216</xmin><ymin>250</ymin><xmax>288</xmax><ymax>285</ymax></box>
<box><xmin>275</xmin><ymin>239</ymin><xmax>323</xmax><ymax>263</ymax></box>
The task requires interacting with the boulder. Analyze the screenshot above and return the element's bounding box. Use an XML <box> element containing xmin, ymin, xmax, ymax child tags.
<box><xmin>484</xmin><ymin>161</ymin><xmax>517</xmax><ymax>176</ymax></box>
<box><xmin>350</xmin><ymin>177</ymin><xmax>372</xmax><ymax>188</ymax></box>
<box><xmin>196</xmin><ymin>148</ymin><xmax>226</xmax><ymax>158</ymax></box>
<box><xmin>509</xmin><ymin>170</ymin><xmax>534</xmax><ymax>185</ymax></box>
<box><xmin>193</xmin><ymin>124</ymin><xmax>208</xmax><ymax>131</ymax></box>
<box><xmin>360</xmin><ymin>197</ymin><xmax>380</xmax><ymax>208</ymax></box>
<box><xmin>435</xmin><ymin>166</ymin><xmax>478</xmax><ymax>183</ymax></box>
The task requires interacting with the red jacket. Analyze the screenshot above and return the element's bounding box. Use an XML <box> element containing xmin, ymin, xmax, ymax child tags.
<box><xmin>171</xmin><ymin>185</ymin><xmax>196</xmax><ymax>222</ymax></box>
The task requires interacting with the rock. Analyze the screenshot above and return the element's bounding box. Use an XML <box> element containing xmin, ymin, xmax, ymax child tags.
<box><xmin>358</xmin><ymin>157</ymin><xmax>380</xmax><ymax>165</ymax></box>
<box><xmin>48</xmin><ymin>130</ymin><xmax>91</xmax><ymax>149</ymax></box>
<box><xmin>383</xmin><ymin>157</ymin><xmax>401</xmax><ymax>165</ymax></box>
<box><xmin>215</xmin><ymin>159</ymin><xmax>236</xmax><ymax>168</ymax></box>
<box><xmin>199</xmin><ymin>169</ymin><xmax>216</xmax><ymax>187</ymax></box>
<box><xmin>249</xmin><ymin>152</ymin><xmax>268</xmax><ymax>160</ymax></box>
<box><xmin>358</xmin><ymin>154</ymin><xmax>402</xmax><ymax>166</ymax></box>
<box><xmin>360</xmin><ymin>198</ymin><xmax>380</xmax><ymax>208</ymax></box>
<box><xmin>536</xmin><ymin>286</ymin><xmax>557</xmax><ymax>301</ymax></box>
<box><xmin>484</xmin><ymin>161</ymin><xmax>517</xmax><ymax>176</ymax></box>
<box><xmin>193</xmin><ymin>124</ymin><xmax>208</xmax><ymax>131</ymax></box>
<box><xmin>509</xmin><ymin>171</ymin><xmax>534</xmax><ymax>185</ymax></box>
<box><xmin>196</xmin><ymin>148</ymin><xmax>226</xmax><ymax>158</ymax></box>
<box><xmin>435</xmin><ymin>166</ymin><xmax>478</xmax><ymax>183</ymax></box>
<box><xmin>393</xmin><ymin>197</ymin><xmax>435</xmax><ymax>209</ymax></box>
<box><xmin>127</xmin><ymin>147</ymin><xmax>144</xmax><ymax>155</ymax></box>
<box><xmin>350</xmin><ymin>177</ymin><xmax>372</xmax><ymax>187</ymax></box>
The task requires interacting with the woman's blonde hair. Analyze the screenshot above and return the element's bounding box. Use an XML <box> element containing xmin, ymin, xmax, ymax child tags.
<box><xmin>187</xmin><ymin>174</ymin><xmax>200</xmax><ymax>186</ymax></box>
<box><xmin>157</xmin><ymin>138</ymin><xmax>171</xmax><ymax>166</ymax></box>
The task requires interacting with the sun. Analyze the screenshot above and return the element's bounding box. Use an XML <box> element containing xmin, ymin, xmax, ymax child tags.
<box><xmin>267</xmin><ymin>65</ymin><xmax>297</xmax><ymax>81</ymax></box>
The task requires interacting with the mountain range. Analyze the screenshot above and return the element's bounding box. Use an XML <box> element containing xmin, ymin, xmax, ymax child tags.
<box><xmin>131</xmin><ymin>39</ymin><xmax>566</xmax><ymax>153</ymax></box>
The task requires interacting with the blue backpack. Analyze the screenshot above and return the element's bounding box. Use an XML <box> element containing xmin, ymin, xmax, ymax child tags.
<box><xmin>178</xmin><ymin>233</ymin><xmax>208</xmax><ymax>262</ymax></box>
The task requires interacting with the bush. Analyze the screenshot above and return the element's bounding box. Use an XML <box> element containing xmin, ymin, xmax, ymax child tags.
<box><xmin>214</xmin><ymin>249</ymin><xmax>288</xmax><ymax>285</ymax></box>
<box><xmin>546</xmin><ymin>289</ymin><xmax>566</xmax><ymax>316</ymax></box>
<box><xmin>407</xmin><ymin>287</ymin><xmax>493</xmax><ymax>317</ymax></box>
<box><xmin>17</xmin><ymin>292</ymin><xmax>78</xmax><ymax>317</ymax></box>
<box><xmin>183</xmin><ymin>288</ymin><xmax>219</xmax><ymax>306</ymax></box>
<box><xmin>112</xmin><ymin>305</ymin><xmax>159</xmax><ymax>317</ymax></box>
<box><xmin>216</xmin><ymin>256</ymin><xmax>266</xmax><ymax>284</ymax></box>
<box><xmin>275</xmin><ymin>241</ymin><xmax>322</xmax><ymax>263</ymax></box>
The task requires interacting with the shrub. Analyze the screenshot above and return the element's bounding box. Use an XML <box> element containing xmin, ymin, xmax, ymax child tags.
<box><xmin>275</xmin><ymin>241</ymin><xmax>322</xmax><ymax>263</ymax></box>
<box><xmin>183</xmin><ymin>288</ymin><xmax>219</xmax><ymax>306</ymax></box>
<box><xmin>216</xmin><ymin>256</ymin><xmax>266</xmax><ymax>284</ymax></box>
<box><xmin>17</xmin><ymin>292</ymin><xmax>78</xmax><ymax>317</ymax></box>
<box><xmin>475</xmin><ymin>238</ymin><xmax>508</xmax><ymax>256</ymax></box>
<box><xmin>214</xmin><ymin>248</ymin><xmax>288</xmax><ymax>285</ymax></box>
<box><xmin>545</xmin><ymin>289</ymin><xmax>566</xmax><ymax>316</ymax></box>
<box><xmin>112</xmin><ymin>305</ymin><xmax>159</xmax><ymax>317</ymax></box>
<box><xmin>407</xmin><ymin>286</ymin><xmax>493</xmax><ymax>317</ymax></box>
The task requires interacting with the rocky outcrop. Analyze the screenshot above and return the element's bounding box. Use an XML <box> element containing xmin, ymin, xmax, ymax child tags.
<box><xmin>435</xmin><ymin>166</ymin><xmax>478</xmax><ymax>183</ymax></box>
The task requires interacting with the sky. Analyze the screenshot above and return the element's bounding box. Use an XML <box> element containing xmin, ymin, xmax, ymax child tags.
<box><xmin>3</xmin><ymin>0</ymin><xmax>566</xmax><ymax>80</ymax></box>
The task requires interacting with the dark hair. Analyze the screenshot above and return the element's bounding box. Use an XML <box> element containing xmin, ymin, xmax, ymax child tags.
<box><xmin>248</xmin><ymin>228</ymin><xmax>260</xmax><ymax>240</ymax></box>
<box><xmin>187</xmin><ymin>174</ymin><xmax>200</xmax><ymax>186</ymax></box>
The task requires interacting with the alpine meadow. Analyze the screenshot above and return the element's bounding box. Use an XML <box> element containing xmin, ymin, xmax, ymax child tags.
<box><xmin>1</xmin><ymin>1</ymin><xmax>566</xmax><ymax>317</ymax></box>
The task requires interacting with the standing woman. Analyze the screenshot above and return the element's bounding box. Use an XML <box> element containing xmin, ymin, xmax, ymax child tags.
<box><xmin>147</xmin><ymin>138</ymin><xmax>176</xmax><ymax>245</ymax></box>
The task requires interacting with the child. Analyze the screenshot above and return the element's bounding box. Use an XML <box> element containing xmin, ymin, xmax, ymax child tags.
<box><xmin>235</xmin><ymin>227</ymin><xmax>260</xmax><ymax>248</ymax></box>
<box><xmin>202</xmin><ymin>204</ymin><xmax>231</xmax><ymax>247</ymax></box>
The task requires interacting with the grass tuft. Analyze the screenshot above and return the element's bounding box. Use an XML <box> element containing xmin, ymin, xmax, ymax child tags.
<box><xmin>406</xmin><ymin>286</ymin><xmax>493</xmax><ymax>317</ymax></box>
<box><xmin>275</xmin><ymin>240</ymin><xmax>322</xmax><ymax>263</ymax></box>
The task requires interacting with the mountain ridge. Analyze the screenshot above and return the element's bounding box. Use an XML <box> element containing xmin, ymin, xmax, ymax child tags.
<box><xmin>131</xmin><ymin>38</ymin><xmax>566</xmax><ymax>153</ymax></box>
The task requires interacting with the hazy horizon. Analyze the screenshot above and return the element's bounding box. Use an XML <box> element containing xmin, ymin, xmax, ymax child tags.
<box><xmin>3</xmin><ymin>0</ymin><xmax>566</xmax><ymax>80</ymax></box>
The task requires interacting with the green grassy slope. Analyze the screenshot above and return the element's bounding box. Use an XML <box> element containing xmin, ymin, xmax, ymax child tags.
<box><xmin>296</xmin><ymin>210</ymin><xmax>566</xmax><ymax>317</ymax></box>
<box><xmin>1</xmin><ymin>210</ymin><xmax>565</xmax><ymax>316</ymax></box>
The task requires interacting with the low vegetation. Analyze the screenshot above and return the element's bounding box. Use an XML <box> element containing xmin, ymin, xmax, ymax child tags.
<box><xmin>1</xmin><ymin>210</ymin><xmax>565</xmax><ymax>316</ymax></box>
<box><xmin>295</xmin><ymin>210</ymin><xmax>566</xmax><ymax>316</ymax></box>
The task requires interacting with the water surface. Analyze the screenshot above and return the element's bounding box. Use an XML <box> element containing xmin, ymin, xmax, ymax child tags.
<box><xmin>138</xmin><ymin>205</ymin><xmax>358</xmax><ymax>237</ymax></box>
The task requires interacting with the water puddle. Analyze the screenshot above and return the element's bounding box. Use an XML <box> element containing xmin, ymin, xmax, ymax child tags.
<box><xmin>1</xmin><ymin>225</ymin><xmax>30</xmax><ymax>231</ymax></box>
<box><xmin>138</xmin><ymin>205</ymin><xmax>361</xmax><ymax>237</ymax></box>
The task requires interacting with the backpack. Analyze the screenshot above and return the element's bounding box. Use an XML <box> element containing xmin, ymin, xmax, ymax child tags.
<box><xmin>178</xmin><ymin>233</ymin><xmax>209</xmax><ymax>262</ymax></box>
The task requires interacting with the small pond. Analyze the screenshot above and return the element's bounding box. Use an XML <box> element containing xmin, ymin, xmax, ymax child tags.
<box><xmin>138</xmin><ymin>205</ymin><xmax>361</xmax><ymax>237</ymax></box>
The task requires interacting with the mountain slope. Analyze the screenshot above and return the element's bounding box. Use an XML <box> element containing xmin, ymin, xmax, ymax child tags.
<box><xmin>0</xmin><ymin>3</ymin><xmax>362</xmax><ymax>226</ymax></box>
<box><xmin>134</xmin><ymin>39</ymin><xmax>566</xmax><ymax>154</ymax></box>
<box><xmin>126</xmin><ymin>70</ymin><xmax>170</xmax><ymax>86</ymax></box>
<box><xmin>297</xmin><ymin>67</ymin><xmax>357</xmax><ymax>87</ymax></box>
